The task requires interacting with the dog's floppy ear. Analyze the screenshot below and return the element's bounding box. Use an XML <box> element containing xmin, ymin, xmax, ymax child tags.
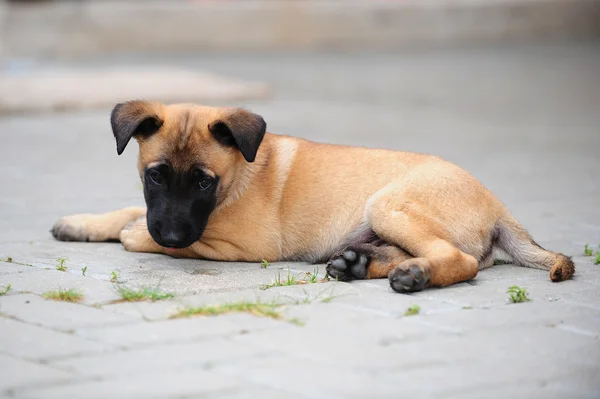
<box><xmin>208</xmin><ymin>108</ymin><xmax>266</xmax><ymax>162</ymax></box>
<box><xmin>110</xmin><ymin>101</ymin><xmax>164</xmax><ymax>155</ymax></box>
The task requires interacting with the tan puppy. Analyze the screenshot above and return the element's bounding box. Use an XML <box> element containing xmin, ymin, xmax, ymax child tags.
<box><xmin>51</xmin><ymin>101</ymin><xmax>575</xmax><ymax>293</ymax></box>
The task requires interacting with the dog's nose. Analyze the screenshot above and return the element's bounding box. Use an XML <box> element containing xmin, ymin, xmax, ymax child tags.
<box><xmin>159</xmin><ymin>229</ymin><xmax>189</xmax><ymax>248</ymax></box>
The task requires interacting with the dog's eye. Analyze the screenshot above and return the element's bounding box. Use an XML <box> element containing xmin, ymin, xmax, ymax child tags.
<box><xmin>148</xmin><ymin>170</ymin><xmax>162</xmax><ymax>185</ymax></box>
<box><xmin>199</xmin><ymin>178</ymin><xmax>212</xmax><ymax>190</ymax></box>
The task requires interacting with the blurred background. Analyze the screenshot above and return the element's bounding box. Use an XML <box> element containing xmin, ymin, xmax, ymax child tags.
<box><xmin>0</xmin><ymin>0</ymin><xmax>599</xmax><ymax>253</ymax></box>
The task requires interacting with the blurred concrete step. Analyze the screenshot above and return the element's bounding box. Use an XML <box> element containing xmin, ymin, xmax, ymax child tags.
<box><xmin>0</xmin><ymin>0</ymin><xmax>599</xmax><ymax>58</ymax></box>
<box><xmin>0</xmin><ymin>66</ymin><xmax>268</xmax><ymax>114</ymax></box>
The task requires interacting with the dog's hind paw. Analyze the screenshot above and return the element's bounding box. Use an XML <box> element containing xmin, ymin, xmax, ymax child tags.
<box><xmin>326</xmin><ymin>248</ymin><xmax>370</xmax><ymax>281</ymax></box>
<box><xmin>388</xmin><ymin>259</ymin><xmax>430</xmax><ymax>293</ymax></box>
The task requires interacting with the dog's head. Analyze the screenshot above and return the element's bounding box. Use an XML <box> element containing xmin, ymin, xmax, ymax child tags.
<box><xmin>111</xmin><ymin>100</ymin><xmax>266</xmax><ymax>249</ymax></box>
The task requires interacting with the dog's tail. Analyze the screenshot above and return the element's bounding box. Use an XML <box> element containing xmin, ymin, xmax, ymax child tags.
<box><xmin>494</xmin><ymin>212</ymin><xmax>574</xmax><ymax>282</ymax></box>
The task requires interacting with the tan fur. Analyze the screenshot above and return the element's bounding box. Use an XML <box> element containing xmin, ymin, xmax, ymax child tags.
<box><xmin>51</xmin><ymin>101</ymin><xmax>575</xmax><ymax>291</ymax></box>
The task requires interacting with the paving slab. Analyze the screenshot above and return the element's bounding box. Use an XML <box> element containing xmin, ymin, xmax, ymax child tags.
<box><xmin>49</xmin><ymin>338</ymin><xmax>273</xmax><ymax>378</ymax></box>
<box><xmin>0</xmin><ymin>353</ymin><xmax>73</xmax><ymax>393</ymax></box>
<box><xmin>0</xmin><ymin>294</ymin><xmax>140</xmax><ymax>332</ymax></box>
<box><xmin>75</xmin><ymin>313</ymin><xmax>294</xmax><ymax>348</ymax></box>
<box><xmin>212</xmin><ymin>355</ymin><xmax>403</xmax><ymax>399</ymax></box>
<box><xmin>14</xmin><ymin>368</ymin><xmax>239</xmax><ymax>399</ymax></box>
<box><xmin>0</xmin><ymin>317</ymin><xmax>115</xmax><ymax>361</ymax></box>
<box><xmin>0</xmin><ymin>267</ymin><xmax>122</xmax><ymax>305</ymax></box>
<box><xmin>0</xmin><ymin>262</ymin><xmax>37</xmax><ymax>276</ymax></box>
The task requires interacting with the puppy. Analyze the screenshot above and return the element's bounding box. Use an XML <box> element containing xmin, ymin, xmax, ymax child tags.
<box><xmin>51</xmin><ymin>101</ymin><xmax>574</xmax><ymax>293</ymax></box>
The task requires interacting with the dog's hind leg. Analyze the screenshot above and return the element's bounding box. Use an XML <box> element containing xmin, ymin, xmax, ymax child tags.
<box><xmin>51</xmin><ymin>207</ymin><xmax>146</xmax><ymax>242</ymax></box>
<box><xmin>369</xmin><ymin>197</ymin><xmax>480</xmax><ymax>293</ymax></box>
<box><xmin>327</xmin><ymin>242</ymin><xmax>413</xmax><ymax>281</ymax></box>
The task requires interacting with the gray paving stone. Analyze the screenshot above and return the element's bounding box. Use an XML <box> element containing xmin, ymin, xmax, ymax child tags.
<box><xmin>329</xmin><ymin>285</ymin><xmax>468</xmax><ymax>317</ymax></box>
<box><xmin>377</xmin><ymin>357</ymin><xmax>600</xmax><ymax>398</ymax></box>
<box><xmin>212</xmin><ymin>355</ymin><xmax>402</xmax><ymax>398</ymax></box>
<box><xmin>233</xmin><ymin>316</ymin><xmax>600</xmax><ymax>372</ymax></box>
<box><xmin>0</xmin><ymin>261</ymin><xmax>37</xmax><ymax>276</ymax></box>
<box><xmin>50</xmin><ymin>338</ymin><xmax>274</xmax><ymax>378</ymax></box>
<box><xmin>0</xmin><ymin>316</ymin><xmax>115</xmax><ymax>361</ymax></box>
<box><xmin>0</xmin><ymin>269</ymin><xmax>121</xmax><ymax>304</ymax></box>
<box><xmin>441</xmin><ymin>379</ymin><xmax>600</xmax><ymax>399</ymax></box>
<box><xmin>410</xmin><ymin>300</ymin><xmax>600</xmax><ymax>334</ymax></box>
<box><xmin>0</xmin><ymin>294</ymin><xmax>140</xmax><ymax>332</ymax></box>
<box><xmin>101</xmin><ymin>299</ymin><xmax>182</xmax><ymax>321</ymax></box>
<box><xmin>0</xmin><ymin>353</ymin><xmax>73</xmax><ymax>392</ymax></box>
<box><xmin>210</xmin><ymin>387</ymin><xmax>311</xmax><ymax>399</ymax></box>
<box><xmin>14</xmin><ymin>368</ymin><xmax>238</xmax><ymax>399</ymax></box>
<box><xmin>75</xmin><ymin>313</ymin><xmax>294</xmax><ymax>347</ymax></box>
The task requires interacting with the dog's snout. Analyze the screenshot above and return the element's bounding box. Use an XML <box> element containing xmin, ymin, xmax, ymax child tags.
<box><xmin>154</xmin><ymin>222</ymin><xmax>193</xmax><ymax>248</ymax></box>
<box><xmin>161</xmin><ymin>233</ymin><xmax>187</xmax><ymax>248</ymax></box>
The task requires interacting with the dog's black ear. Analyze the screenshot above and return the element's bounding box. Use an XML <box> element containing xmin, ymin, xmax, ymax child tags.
<box><xmin>110</xmin><ymin>101</ymin><xmax>163</xmax><ymax>155</ymax></box>
<box><xmin>208</xmin><ymin>108</ymin><xmax>266</xmax><ymax>163</ymax></box>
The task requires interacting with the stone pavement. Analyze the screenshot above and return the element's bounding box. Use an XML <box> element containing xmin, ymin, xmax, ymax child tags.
<box><xmin>1</xmin><ymin>42</ymin><xmax>600</xmax><ymax>398</ymax></box>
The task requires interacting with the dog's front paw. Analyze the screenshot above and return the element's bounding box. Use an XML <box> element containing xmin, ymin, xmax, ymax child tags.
<box><xmin>326</xmin><ymin>248</ymin><xmax>370</xmax><ymax>281</ymax></box>
<box><xmin>51</xmin><ymin>214</ymin><xmax>97</xmax><ymax>242</ymax></box>
<box><xmin>388</xmin><ymin>259</ymin><xmax>430</xmax><ymax>293</ymax></box>
<box><xmin>119</xmin><ymin>220</ymin><xmax>163</xmax><ymax>254</ymax></box>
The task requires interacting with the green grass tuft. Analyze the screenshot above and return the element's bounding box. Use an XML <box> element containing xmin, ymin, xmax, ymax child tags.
<box><xmin>507</xmin><ymin>285</ymin><xmax>531</xmax><ymax>303</ymax></box>
<box><xmin>404</xmin><ymin>304</ymin><xmax>421</xmax><ymax>316</ymax></box>
<box><xmin>0</xmin><ymin>284</ymin><xmax>12</xmax><ymax>296</ymax></box>
<box><xmin>594</xmin><ymin>252</ymin><xmax>600</xmax><ymax>265</ymax></box>
<box><xmin>110</xmin><ymin>271</ymin><xmax>120</xmax><ymax>283</ymax></box>
<box><xmin>81</xmin><ymin>266</ymin><xmax>88</xmax><ymax>276</ymax></box>
<box><xmin>260</xmin><ymin>259</ymin><xmax>270</xmax><ymax>269</ymax></box>
<box><xmin>43</xmin><ymin>288</ymin><xmax>83</xmax><ymax>302</ymax></box>
<box><xmin>289</xmin><ymin>318</ymin><xmax>305</xmax><ymax>326</ymax></box>
<box><xmin>172</xmin><ymin>300</ymin><xmax>282</xmax><ymax>320</ymax></box>
<box><xmin>55</xmin><ymin>257</ymin><xmax>68</xmax><ymax>272</ymax></box>
<box><xmin>261</xmin><ymin>267</ymin><xmax>329</xmax><ymax>290</ymax></box>
<box><xmin>584</xmin><ymin>244</ymin><xmax>593</xmax><ymax>256</ymax></box>
<box><xmin>116</xmin><ymin>285</ymin><xmax>175</xmax><ymax>302</ymax></box>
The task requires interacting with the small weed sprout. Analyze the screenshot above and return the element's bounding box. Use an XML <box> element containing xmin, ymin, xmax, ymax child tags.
<box><xmin>404</xmin><ymin>304</ymin><xmax>421</xmax><ymax>316</ymax></box>
<box><xmin>43</xmin><ymin>288</ymin><xmax>83</xmax><ymax>302</ymax></box>
<box><xmin>289</xmin><ymin>318</ymin><xmax>305</xmax><ymax>326</ymax></box>
<box><xmin>56</xmin><ymin>258</ymin><xmax>68</xmax><ymax>272</ymax></box>
<box><xmin>507</xmin><ymin>286</ymin><xmax>531</xmax><ymax>303</ymax></box>
<box><xmin>116</xmin><ymin>285</ymin><xmax>175</xmax><ymax>302</ymax></box>
<box><xmin>0</xmin><ymin>284</ymin><xmax>12</xmax><ymax>296</ymax></box>
<box><xmin>584</xmin><ymin>244</ymin><xmax>593</xmax><ymax>256</ymax></box>
<box><xmin>305</xmin><ymin>268</ymin><xmax>320</xmax><ymax>284</ymax></box>
<box><xmin>110</xmin><ymin>271</ymin><xmax>120</xmax><ymax>283</ymax></box>
<box><xmin>260</xmin><ymin>259</ymin><xmax>270</xmax><ymax>269</ymax></box>
<box><xmin>81</xmin><ymin>266</ymin><xmax>88</xmax><ymax>276</ymax></box>
<box><xmin>262</xmin><ymin>267</ymin><xmax>329</xmax><ymax>290</ymax></box>
<box><xmin>594</xmin><ymin>252</ymin><xmax>600</xmax><ymax>265</ymax></box>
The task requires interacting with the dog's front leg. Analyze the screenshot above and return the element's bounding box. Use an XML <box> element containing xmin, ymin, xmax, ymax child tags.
<box><xmin>52</xmin><ymin>207</ymin><xmax>146</xmax><ymax>242</ymax></box>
